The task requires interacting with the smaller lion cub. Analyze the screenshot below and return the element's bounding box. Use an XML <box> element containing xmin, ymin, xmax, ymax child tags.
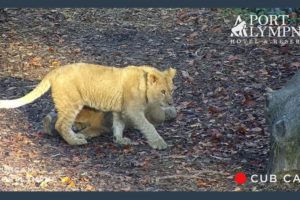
<box><xmin>0</xmin><ymin>63</ymin><xmax>176</xmax><ymax>150</ymax></box>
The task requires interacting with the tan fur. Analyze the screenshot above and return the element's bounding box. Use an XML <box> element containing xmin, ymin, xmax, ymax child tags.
<box><xmin>0</xmin><ymin>63</ymin><xmax>176</xmax><ymax>149</ymax></box>
<box><xmin>43</xmin><ymin>104</ymin><xmax>177</xmax><ymax>139</ymax></box>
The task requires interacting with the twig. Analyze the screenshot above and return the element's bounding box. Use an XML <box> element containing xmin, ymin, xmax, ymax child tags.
<box><xmin>210</xmin><ymin>155</ymin><xmax>231</xmax><ymax>161</ymax></box>
<box><xmin>179</xmin><ymin>11</ymin><xmax>202</xmax><ymax>20</ymax></box>
<box><xmin>163</xmin><ymin>155</ymin><xmax>187</xmax><ymax>159</ymax></box>
<box><xmin>155</xmin><ymin>170</ymin><xmax>227</xmax><ymax>182</ymax></box>
<box><xmin>156</xmin><ymin>174</ymin><xmax>202</xmax><ymax>182</ymax></box>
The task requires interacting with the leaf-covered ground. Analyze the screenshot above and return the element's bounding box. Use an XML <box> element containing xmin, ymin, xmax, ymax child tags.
<box><xmin>0</xmin><ymin>8</ymin><xmax>299</xmax><ymax>191</ymax></box>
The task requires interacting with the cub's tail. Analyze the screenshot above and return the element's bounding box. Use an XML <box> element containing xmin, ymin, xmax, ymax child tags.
<box><xmin>0</xmin><ymin>77</ymin><xmax>51</xmax><ymax>109</ymax></box>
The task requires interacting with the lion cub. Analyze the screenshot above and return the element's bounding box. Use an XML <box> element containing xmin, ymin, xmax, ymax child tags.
<box><xmin>43</xmin><ymin>104</ymin><xmax>177</xmax><ymax>141</ymax></box>
<box><xmin>0</xmin><ymin>63</ymin><xmax>176</xmax><ymax>150</ymax></box>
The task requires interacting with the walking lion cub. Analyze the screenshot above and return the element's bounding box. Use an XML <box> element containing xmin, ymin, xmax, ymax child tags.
<box><xmin>0</xmin><ymin>63</ymin><xmax>176</xmax><ymax>150</ymax></box>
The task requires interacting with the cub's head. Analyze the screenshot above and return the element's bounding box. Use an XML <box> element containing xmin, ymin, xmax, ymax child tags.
<box><xmin>146</xmin><ymin>67</ymin><xmax>176</xmax><ymax>107</ymax></box>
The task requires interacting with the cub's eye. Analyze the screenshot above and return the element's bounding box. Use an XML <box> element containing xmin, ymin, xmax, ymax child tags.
<box><xmin>161</xmin><ymin>90</ymin><xmax>166</xmax><ymax>95</ymax></box>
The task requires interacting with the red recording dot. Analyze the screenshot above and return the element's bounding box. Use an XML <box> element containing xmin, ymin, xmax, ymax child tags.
<box><xmin>234</xmin><ymin>172</ymin><xmax>247</xmax><ymax>185</ymax></box>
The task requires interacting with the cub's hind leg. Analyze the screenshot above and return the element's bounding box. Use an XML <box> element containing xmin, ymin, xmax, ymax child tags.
<box><xmin>55</xmin><ymin>104</ymin><xmax>88</xmax><ymax>145</ymax></box>
<box><xmin>43</xmin><ymin>110</ymin><xmax>90</xmax><ymax>135</ymax></box>
<box><xmin>43</xmin><ymin>110</ymin><xmax>58</xmax><ymax>136</ymax></box>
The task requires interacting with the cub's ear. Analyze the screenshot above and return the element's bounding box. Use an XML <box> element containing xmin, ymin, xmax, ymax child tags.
<box><xmin>147</xmin><ymin>73</ymin><xmax>158</xmax><ymax>85</ymax></box>
<box><xmin>165</xmin><ymin>67</ymin><xmax>176</xmax><ymax>79</ymax></box>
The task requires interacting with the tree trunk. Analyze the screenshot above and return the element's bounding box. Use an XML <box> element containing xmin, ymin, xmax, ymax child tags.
<box><xmin>266</xmin><ymin>71</ymin><xmax>300</xmax><ymax>174</ymax></box>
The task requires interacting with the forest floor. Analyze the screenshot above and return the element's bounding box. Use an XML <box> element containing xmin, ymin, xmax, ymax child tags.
<box><xmin>0</xmin><ymin>8</ymin><xmax>299</xmax><ymax>191</ymax></box>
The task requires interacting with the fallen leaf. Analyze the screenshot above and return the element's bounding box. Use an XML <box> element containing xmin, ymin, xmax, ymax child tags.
<box><xmin>61</xmin><ymin>176</ymin><xmax>76</xmax><ymax>188</ymax></box>
<box><xmin>67</xmin><ymin>180</ymin><xmax>76</xmax><ymax>188</ymax></box>
<box><xmin>48</xmin><ymin>47</ymin><xmax>55</xmax><ymax>53</ymax></box>
<box><xmin>210</xmin><ymin>129</ymin><xmax>223</xmax><ymax>141</ymax></box>
<box><xmin>208</xmin><ymin>106</ymin><xmax>219</xmax><ymax>114</ymax></box>
<box><xmin>177</xmin><ymin>101</ymin><xmax>197</xmax><ymax>109</ymax></box>
<box><xmin>242</xmin><ymin>94</ymin><xmax>256</xmax><ymax>106</ymax></box>
<box><xmin>251</xmin><ymin>127</ymin><xmax>262</xmax><ymax>133</ymax></box>
<box><xmin>190</xmin><ymin>123</ymin><xmax>202</xmax><ymax>128</ymax></box>
<box><xmin>74</xmin><ymin>48</ymin><xmax>81</xmax><ymax>54</ymax></box>
<box><xmin>39</xmin><ymin>179</ymin><xmax>50</xmax><ymax>188</ymax></box>
<box><xmin>290</xmin><ymin>62</ymin><xmax>300</xmax><ymax>68</ymax></box>
<box><xmin>51</xmin><ymin>60</ymin><xmax>61</xmax><ymax>67</ymax></box>
<box><xmin>228</xmin><ymin>55</ymin><xmax>240</xmax><ymax>61</ymax></box>
<box><xmin>29</xmin><ymin>57</ymin><xmax>42</xmax><ymax>67</ymax></box>
<box><xmin>201</xmin><ymin>24</ymin><xmax>208</xmax><ymax>31</ymax></box>
<box><xmin>237</xmin><ymin>126</ymin><xmax>248</xmax><ymax>134</ymax></box>
<box><xmin>187</xmin><ymin>32</ymin><xmax>198</xmax><ymax>42</ymax></box>
<box><xmin>181</xmin><ymin>70</ymin><xmax>189</xmax><ymax>78</ymax></box>
<box><xmin>120</xmin><ymin>185</ymin><xmax>131</xmax><ymax>191</ymax></box>
<box><xmin>181</xmin><ymin>70</ymin><xmax>194</xmax><ymax>82</ymax></box>
<box><xmin>280</xmin><ymin>46</ymin><xmax>290</xmax><ymax>54</ymax></box>
<box><xmin>85</xmin><ymin>184</ymin><xmax>95</xmax><ymax>191</ymax></box>
<box><xmin>196</xmin><ymin>179</ymin><xmax>208</xmax><ymax>188</ymax></box>
<box><xmin>186</xmin><ymin>59</ymin><xmax>195</xmax><ymax>66</ymax></box>
<box><xmin>61</xmin><ymin>177</ymin><xmax>71</xmax><ymax>183</ymax></box>
<box><xmin>212</xmin><ymin>27</ymin><xmax>222</xmax><ymax>33</ymax></box>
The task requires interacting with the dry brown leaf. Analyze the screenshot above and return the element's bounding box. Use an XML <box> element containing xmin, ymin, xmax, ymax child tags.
<box><xmin>228</xmin><ymin>55</ymin><xmax>240</xmax><ymax>61</ymax></box>
<box><xmin>242</xmin><ymin>94</ymin><xmax>256</xmax><ymax>106</ymax></box>
<box><xmin>29</xmin><ymin>57</ymin><xmax>42</xmax><ymax>67</ymax></box>
<box><xmin>178</xmin><ymin>101</ymin><xmax>197</xmax><ymax>109</ymax></box>
<box><xmin>74</xmin><ymin>48</ymin><xmax>81</xmax><ymax>54</ymax></box>
<box><xmin>210</xmin><ymin>129</ymin><xmax>223</xmax><ymax>141</ymax></box>
<box><xmin>48</xmin><ymin>47</ymin><xmax>55</xmax><ymax>53</ymax></box>
<box><xmin>196</xmin><ymin>179</ymin><xmax>208</xmax><ymax>188</ymax></box>
<box><xmin>85</xmin><ymin>184</ymin><xmax>95</xmax><ymax>191</ymax></box>
<box><xmin>187</xmin><ymin>32</ymin><xmax>198</xmax><ymax>41</ymax></box>
<box><xmin>237</xmin><ymin>126</ymin><xmax>248</xmax><ymax>134</ymax></box>
<box><xmin>212</xmin><ymin>27</ymin><xmax>222</xmax><ymax>33</ymax></box>
<box><xmin>208</xmin><ymin>106</ymin><xmax>219</xmax><ymax>114</ymax></box>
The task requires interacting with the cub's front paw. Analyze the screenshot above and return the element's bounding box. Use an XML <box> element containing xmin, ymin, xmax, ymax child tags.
<box><xmin>114</xmin><ymin>137</ymin><xmax>132</xmax><ymax>146</ymax></box>
<box><xmin>148</xmin><ymin>138</ymin><xmax>168</xmax><ymax>150</ymax></box>
<box><xmin>67</xmin><ymin>134</ymin><xmax>88</xmax><ymax>145</ymax></box>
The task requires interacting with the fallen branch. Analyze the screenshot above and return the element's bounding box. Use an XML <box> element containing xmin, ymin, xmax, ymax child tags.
<box><xmin>155</xmin><ymin>170</ymin><xmax>227</xmax><ymax>182</ymax></box>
